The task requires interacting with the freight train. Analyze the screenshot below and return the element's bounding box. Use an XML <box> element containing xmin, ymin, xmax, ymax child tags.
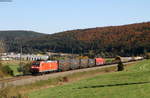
<box><xmin>30</xmin><ymin>58</ymin><xmax>105</xmax><ymax>74</ymax></box>
<box><xmin>30</xmin><ymin>57</ymin><xmax>143</xmax><ymax>74</ymax></box>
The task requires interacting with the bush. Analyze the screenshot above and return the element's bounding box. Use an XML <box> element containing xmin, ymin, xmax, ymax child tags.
<box><xmin>58</xmin><ymin>76</ymin><xmax>69</xmax><ymax>82</ymax></box>
<box><xmin>117</xmin><ymin>62</ymin><xmax>124</xmax><ymax>71</ymax></box>
<box><xmin>145</xmin><ymin>53</ymin><xmax>150</xmax><ymax>59</ymax></box>
<box><xmin>114</xmin><ymin>56</ymin><xmax>124</xmax><ymax>71</ymax></box>
<box><xmin>18</xmin><ymin>62</ymin><xmax>32</xmax><ymax>75</ymax></box>
<box><xmin>112</xmin><ymin>56</ymin><xmax>121</xmax><ymax>63</ymax></box>
<box><xmin>0</xmin><ymin>65</ymin><xmax>14</xmax><ymax>76</ymax></box>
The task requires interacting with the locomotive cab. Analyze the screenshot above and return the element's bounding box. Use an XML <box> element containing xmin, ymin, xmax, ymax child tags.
<box><xmin>30</xmin><ymin>61</ymin><xmax>40</xmax><ymax>74</ymax></box>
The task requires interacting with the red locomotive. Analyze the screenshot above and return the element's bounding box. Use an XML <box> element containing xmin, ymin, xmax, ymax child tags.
<box><xmin>30</xmin><ymin>60</ymin><xmax>58</xmax><ymax>74</ymax></box>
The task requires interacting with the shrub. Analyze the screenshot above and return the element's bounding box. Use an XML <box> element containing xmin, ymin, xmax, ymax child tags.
<box><xmin>112</xmin><ymin>56</ymin><xmax>121</xmax><ymax>63</ymax></box>
<box><xmin>0</xmin><ymin>65</ymin><xmax>14</xmax><ymax>76</ymax></box>
<box><xmin>145</xmin><ymin>53</ymin><xmax>150</xmax><ymax>59</ymax></box>
<box><xmin>114</xmin><ymin>56</ymin><xmax>124</xmax><ymax>71</ymax></box>
<box><xmin>117</xmin><ymin>61</ymin><xmax>124</xmax><ymax>71</ymax></box>
<box><xmin>58</xmin><ymin>76</ymin><xmax>69</xmax><ymax>82</ymax></box>
<box><xmin>18</xmin><ymin>62</ymin><xmax>32</xmax><ymax>75</ymax></box>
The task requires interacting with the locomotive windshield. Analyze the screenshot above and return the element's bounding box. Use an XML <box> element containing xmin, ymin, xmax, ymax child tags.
<box><xmin>32</xmin><ymin>62</ymin><xmax>40</xmax><ymax>66</ymax></box>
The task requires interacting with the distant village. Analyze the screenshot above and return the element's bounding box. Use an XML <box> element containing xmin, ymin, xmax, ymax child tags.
<box><xmin>1</xmin><ymin>52</ymin><xmax>75</xmax><ymax>61</ymax></box>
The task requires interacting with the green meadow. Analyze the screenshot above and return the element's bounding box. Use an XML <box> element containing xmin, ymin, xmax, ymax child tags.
<box><xmin>2</xmin><ymin>61</ymin><xmax>22</xmax><ymax>76</ymax></box>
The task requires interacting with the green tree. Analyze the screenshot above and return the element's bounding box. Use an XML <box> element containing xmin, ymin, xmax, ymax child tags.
<box><xmin>115</xmin><ymin>56</ymin><xmax>124</xmax><ymax>71</ymax></box>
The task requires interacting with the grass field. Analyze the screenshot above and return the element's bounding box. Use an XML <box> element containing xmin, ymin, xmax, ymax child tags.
<box><xmin>1</xmin><ymin>60</ymin><xmax>29</xmax><ymax>76</ymax></box>
<box><xmin>27</xmin><ymin>60</ymin><xmax>150</xmax><ymax>98</ymax></box>
<box><xmin>105</xmin><ymin>58</ymin><xmax>114</xmax><ymax>63</ymax></box>
<box><xmin>0</xmin><ymin>61</ymin><xmax>21</xmax><ymax>78</ymax></box>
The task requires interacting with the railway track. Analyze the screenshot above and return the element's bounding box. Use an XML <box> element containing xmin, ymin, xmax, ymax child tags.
<box><xmin>0</xmin><ymin>60</ymin><xmax>142</xmax><ymax>88</ymax></box>
<box><xmin>0</xmin><ymin>75</ymin><xmax>33</xmax><ymax>83</ymax></box>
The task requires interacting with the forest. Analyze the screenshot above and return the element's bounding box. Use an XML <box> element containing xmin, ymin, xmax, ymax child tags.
<box><xmin>0</xmin><ymin>22</ymin><xmax>150</xmax><ymax>57</ymax></box>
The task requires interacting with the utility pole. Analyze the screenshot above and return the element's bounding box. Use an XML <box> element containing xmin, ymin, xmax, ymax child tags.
<box><xmin>71</xmin><ymin>48</ymin><xmax>74</xmax><ymax>59</ymax></box>
<box><xmin>20</xmin><ymin>44</ymin><xmax>23</xmax><ymax>71</ymax></box>
<box><xmin>20</xmin><ymin>45</ymin><xmax>22</xmax><ymax>62</ymax></box>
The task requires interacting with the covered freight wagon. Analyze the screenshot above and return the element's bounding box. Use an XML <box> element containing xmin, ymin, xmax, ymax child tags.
<box><xmin>95</xmin><ymin>58</ymin><xmax>105</xmax><ymax>65</ymax></box>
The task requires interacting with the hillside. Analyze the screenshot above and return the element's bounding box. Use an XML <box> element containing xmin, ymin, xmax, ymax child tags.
<box><xmin>1</xmin><ymin>22</ymin><xmax>150</xmax><ymax>56</ymax></box>
<box><xmin>0</xmin><ymin>30</ymin><xmax>46</xmax><ymax>53</ymax></box>
<box><xmin>24</xmin><ymin>22</ymin><xmax>150</xmax><ymax>56</ymax></box>
<box><xmin>0</xmin><ymin>30</ymin><xmax>45</xmax><ymax>40</ymax></box>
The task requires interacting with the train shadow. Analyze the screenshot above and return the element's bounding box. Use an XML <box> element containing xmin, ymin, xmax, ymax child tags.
<box><xmin>78</xmin><ymin>81</ymin><xmax>150</xmax><ymax>89</ymax></box>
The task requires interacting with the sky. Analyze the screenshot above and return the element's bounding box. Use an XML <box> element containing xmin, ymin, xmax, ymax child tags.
<box><xmin>0</xmin><ymin>0</ymin><xmax>150</xmax><ymax>34</ymax></box>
